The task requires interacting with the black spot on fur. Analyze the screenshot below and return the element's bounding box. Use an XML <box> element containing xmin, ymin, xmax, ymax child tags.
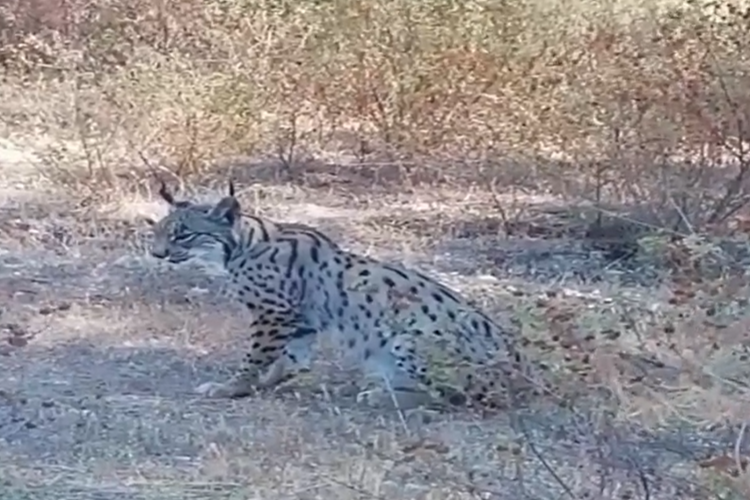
<box><xmin>291</xmin><ymin>326</ymin><xmax>316</xmax><ymax>339</ymax></box>
<box><xmin>484</xmin><ymin>322</ymin><xmax>493</xmax><ymax>339</ymax></box>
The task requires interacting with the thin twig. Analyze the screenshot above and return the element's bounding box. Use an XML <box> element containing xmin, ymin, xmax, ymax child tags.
<box><xmin>735</xmin><ymin>421</ymin><xmax>748</xmax><ymax>475</ymax></box>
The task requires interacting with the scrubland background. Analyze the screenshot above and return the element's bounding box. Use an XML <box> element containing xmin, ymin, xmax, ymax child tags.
<box><xmin>2</xmin><ymin>0</ymin><xmax>750</xmax><ymax>498</ymax></box>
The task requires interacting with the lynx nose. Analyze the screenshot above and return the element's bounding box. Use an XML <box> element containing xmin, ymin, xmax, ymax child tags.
<box><xmin>151</xmin><ymin>246</ymin><xmax>169</xmax><ymax>259</ymax></box>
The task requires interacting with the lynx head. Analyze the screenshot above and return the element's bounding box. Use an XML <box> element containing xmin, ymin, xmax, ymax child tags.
<box><xmin>147</xmin><ymin>181</ymin><xmax>241</xmax><ymax>265</ymax></box>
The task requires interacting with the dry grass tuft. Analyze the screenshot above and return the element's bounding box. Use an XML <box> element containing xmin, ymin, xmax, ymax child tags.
<box><xmin>3</xmin><ymin>0</ymin><xmax>750</xmax><ymax>498</ymax></box>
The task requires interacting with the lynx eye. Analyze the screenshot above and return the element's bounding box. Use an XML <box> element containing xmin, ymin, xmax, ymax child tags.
<box><xmin>174</xmin><ymin>233</ymin><xmax>196</xmax><ymax>243</ymax></box>
<box><xmin>169</xmin><ymin>224</ymin><xmax>186</xmax><ymax>238</ymax></box>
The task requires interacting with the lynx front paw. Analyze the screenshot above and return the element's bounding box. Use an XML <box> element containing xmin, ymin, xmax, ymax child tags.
<box><xmin>194</xmin><ymin>380</ymin><xmax>254</xmax><ymax>399</ymax></box>
<box><xmin>356</xmin><ymin>386</ymin><xmax>436</xmax><ymax>411</ymax></box>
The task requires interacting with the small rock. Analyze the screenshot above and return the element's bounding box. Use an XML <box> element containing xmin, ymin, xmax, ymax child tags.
<box><xmin>7</xmin><ymin>336</ymin><xmax>27</xmax><ymax>347</ymax></box>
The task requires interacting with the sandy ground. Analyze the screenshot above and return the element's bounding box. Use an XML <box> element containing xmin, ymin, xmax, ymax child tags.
<box><xmin>0</xmin><ymin>143</ymin><xmax>747</xmax><ymax>499</ymax></box>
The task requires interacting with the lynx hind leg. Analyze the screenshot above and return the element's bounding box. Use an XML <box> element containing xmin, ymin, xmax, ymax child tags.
<box><xmin>195</xmin><ymin>315</ymin><xmax>318</xmax><ymax>399</ymax></box>
<box><xmin>450</xmin><ymin>351</ymin><xmax>542</xmax><ymax>410</ymax></box>
<box><xmin>358</xmin><ymin>333</ymin><xmax>438</xmax><ymax>410</ymax></box>
<box><xmin>366</xmin><ymin>330</ymin><xmax>507</xmax><ymax>411</ymax></box>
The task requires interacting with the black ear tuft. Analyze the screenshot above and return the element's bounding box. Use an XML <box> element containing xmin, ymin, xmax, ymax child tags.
<box><xmin>228</xmin><ymin>180</ymin><xmax>235</xmax><ymax>197</ymax></box>
<box><xmin>140</xmin><ymin>215</ymin><xmax>158</xmax><ymax>227</ymax></box>
<box><xmin>158</xmin><ymin>181</ymin><xmax>176</xmax><ymax>205</ymax></box>
<box><xmin>210</xmin><ymin>196</ymin><xmax>241</xmax><ymax>225</ymax></box>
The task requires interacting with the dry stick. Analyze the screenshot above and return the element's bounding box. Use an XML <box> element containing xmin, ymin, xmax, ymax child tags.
<box><xmin>735</xmin><ymin>421</ymin><xmax>748</xmax><ymax>476</ymax></box>
<box><xmin>667</xmin><ymin>196</ymin><xmax>696</xmax><ymax>236</ymax></box>
<box><xmin>276</xmin><ymin>110</ymin><xmax>298</xmax><ymax>177</ymax></box>
<box><xmin>506</xmin><ymin>378</ymin><xmax>576</xmax><ymax>499</ymax></box>
<box><xmin>134</xmin><ymin>149</ymin><xmax>173</xmax><ymax>201</ymax></box>
<box><xmin>380</xmin><ymin>375</ymin><xmax>411</xmax><ymax>435</ymax></box>
<box><xmin>630</xmin><ymin>454</ymin><xmax>653</xmax><ymax>500</ymax></box>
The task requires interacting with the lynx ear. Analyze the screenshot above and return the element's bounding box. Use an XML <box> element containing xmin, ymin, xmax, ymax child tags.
<box><xmin>210</xmin><ymin>196</ymin><xmax>241</xmax><ymax>225</ymax></box>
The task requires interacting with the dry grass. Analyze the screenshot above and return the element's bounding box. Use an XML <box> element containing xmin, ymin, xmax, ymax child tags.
<box><xmin>3</xmin><ymin>0</ymin><xmax>750</xmax><ymax>498</ymax></box>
